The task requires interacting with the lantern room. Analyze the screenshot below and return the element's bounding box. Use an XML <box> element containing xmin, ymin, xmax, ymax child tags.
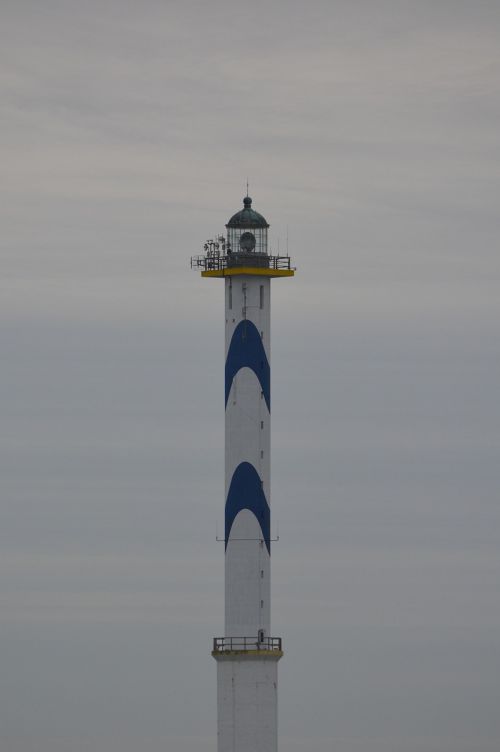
<box><xmin>226</xmin><ymin>196</ymin><xmax>269</xmax><ymax>256</ymax></box>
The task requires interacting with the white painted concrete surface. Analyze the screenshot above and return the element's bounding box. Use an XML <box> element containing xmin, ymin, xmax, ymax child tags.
<box><xmin>216</xmin><ymin>654</ymin><xmax>280</xmax><ymax>752</ymax></box>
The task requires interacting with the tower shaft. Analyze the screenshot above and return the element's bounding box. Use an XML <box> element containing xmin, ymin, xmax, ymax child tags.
<box><xmin>216</xmin><ymin>274</ymin><xmax>279</xmax><ymax>752</ymax></box>
<box><xmin>225</xmin><ymin>276</ymin><xmax>271</xmax><ymax>638</ymax></box>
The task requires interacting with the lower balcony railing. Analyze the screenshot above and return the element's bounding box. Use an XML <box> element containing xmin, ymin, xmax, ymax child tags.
<box><xmin>213</xmin><ymin>636</ymin><xmax>282</xmax><ymax>653</ymax></box>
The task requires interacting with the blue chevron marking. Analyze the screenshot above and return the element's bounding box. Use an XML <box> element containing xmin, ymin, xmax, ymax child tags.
<box><xmin>225</xmin><ymin>462</ymin><xmax>270</xmax><ymax>554</ymax></box>
<box><xmin>225</xmin><ymin>320</ymin><xmax>270</xmax><ymax>411</ymax></box>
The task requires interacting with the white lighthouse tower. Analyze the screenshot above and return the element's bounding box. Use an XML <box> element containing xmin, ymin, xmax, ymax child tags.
<box><xmin>192</xmin><ymin>195</ymin><xmax>294</xmax><ymax>752</ymax></box>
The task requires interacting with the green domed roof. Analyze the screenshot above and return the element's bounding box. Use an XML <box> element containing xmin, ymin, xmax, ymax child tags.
<box><xmin>226</xmin><ymin>196</ymin><xmax>269</xmax><ymax>229</ymax></box>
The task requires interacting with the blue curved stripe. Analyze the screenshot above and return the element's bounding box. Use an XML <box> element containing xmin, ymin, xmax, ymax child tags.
<box><xmin>225</xmin><ymin>321</ymin><xmax>270</xmax><ymax>411</ymax></box>
<box><xmin>225</xmin><ymin>462</ymin><xmax>270</xmax><ymax>554</ymax></box>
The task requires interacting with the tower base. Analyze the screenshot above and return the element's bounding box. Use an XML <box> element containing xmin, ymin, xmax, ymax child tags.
<box><xmin>213</xmin><ymin>649</ymin><xmax>283</xmax><ymax>752</ymax></box>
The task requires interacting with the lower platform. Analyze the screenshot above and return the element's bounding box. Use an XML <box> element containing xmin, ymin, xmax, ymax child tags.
<box><xmin>212</xmin><ymin>636</ymin><xmax>282</xmax><ymax>657</ymax></box>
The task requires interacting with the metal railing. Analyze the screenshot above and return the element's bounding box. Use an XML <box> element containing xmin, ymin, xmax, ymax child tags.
<box><xmin>213</xmin><ymin>636</ymin><xmax>282</xmax><ymax>653</ymax></box>
<box><xmin>191</xmin><ymin>253</ymin><xmax>293</xmax><ymax>273</ymax></box>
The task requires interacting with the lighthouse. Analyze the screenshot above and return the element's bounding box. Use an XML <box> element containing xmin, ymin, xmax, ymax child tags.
<box><xmin>192</xmin><ymin>195</ymin><xmax>294</xmax><ymax>752</ymax></box>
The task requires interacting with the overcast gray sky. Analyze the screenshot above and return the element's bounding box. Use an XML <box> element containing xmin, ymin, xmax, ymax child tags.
<box><xmin>1</xmin><ymin>1</ymin><xmax>499</xmax><ymax>751</ymax></box>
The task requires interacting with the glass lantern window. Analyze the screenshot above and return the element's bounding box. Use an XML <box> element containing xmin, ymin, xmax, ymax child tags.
<box><xmin>227</xmin><ymin>227</ymin><xmax>268</xmax><ymax>256</ymax></box>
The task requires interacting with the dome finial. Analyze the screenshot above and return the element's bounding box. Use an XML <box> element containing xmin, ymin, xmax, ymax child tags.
<box><xmin>226</xmin><ymin>194</ymin><xmax>268</xmax><ymax>228</ymax></box>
